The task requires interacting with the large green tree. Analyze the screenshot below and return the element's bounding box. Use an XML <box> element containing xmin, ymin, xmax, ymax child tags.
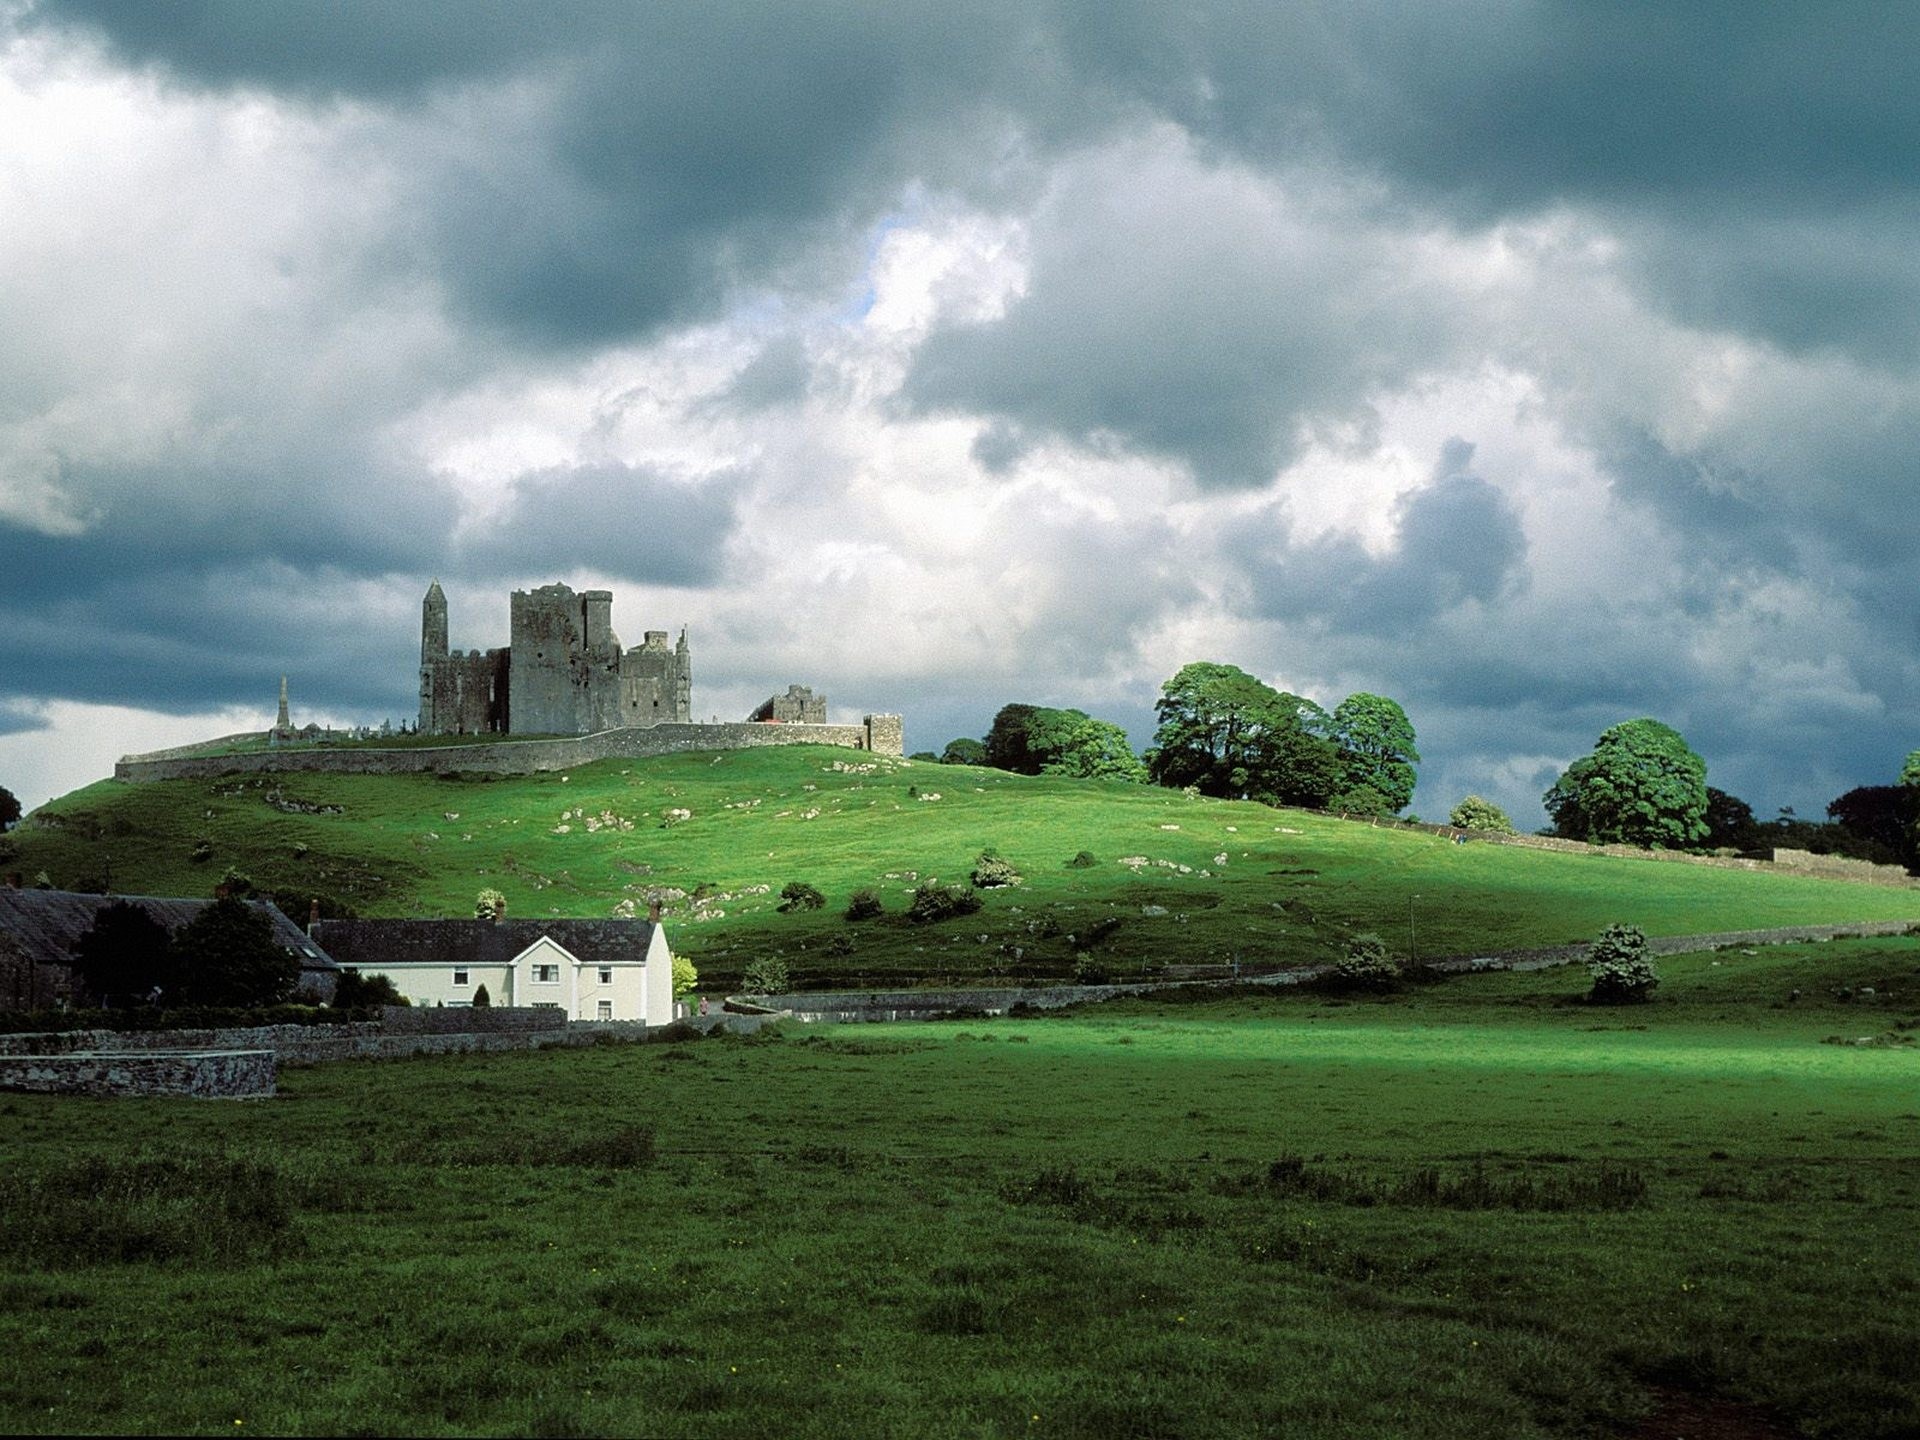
<box><xmin>73</xmin><ymin>901</ymin><xmax>176</xmax><ymax>1007</ymax></box>
<box><xmin>1327</xmin><ymin>693</ymin><xmax>1420</xmax><ymax>813</ymax></box>
<box><xmin>0</xmin><ymin>785</ymin><xmax>19</xmax><ymax>832</ymax></box>
<box><xmin>1543</xmin><ymin>718</ymin><xmax>1709</xmax><ymax>849</ymax></box>
<box><xmin>170</xmin><ymin>897</ymin><xmax>299</xmax><ymax>1007</ymax></box>
<box><xmin>1145</xmin><ymin>662</ymin><xmax>1341</xmax><ymax>806</ymax></box>
<box><xmin>981</xmin><ymin>704</ymin><xmax>1145</xmax><ymax>781</ymax></box>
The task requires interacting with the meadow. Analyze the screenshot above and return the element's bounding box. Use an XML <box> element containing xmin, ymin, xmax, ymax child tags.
<box><xmin>2</xmin><ymin>939</ymin><xmax>1917</xmax><ymax>1437</ymax></box>
<box><xmin>12</xmin><ymin>747</ymin><xmax>1920</xmax><ymax>992</ymax></box>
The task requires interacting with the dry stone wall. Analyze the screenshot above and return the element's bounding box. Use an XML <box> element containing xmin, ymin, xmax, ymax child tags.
<box><xmin>0</xmin><ymin>1048</ymin><xmax>274</xmax><ymax>1098</ymax></box>
<box><xmin>115</xmin><ymin>717</ymin><xmax>905</xmax><ymax>785</ymax></box>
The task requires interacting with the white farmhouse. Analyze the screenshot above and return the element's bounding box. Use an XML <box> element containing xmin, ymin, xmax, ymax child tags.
<box><xmin>310</xmin><ymin>917</ymin><xmax>674</xmax><ymax>1023</ymax></box>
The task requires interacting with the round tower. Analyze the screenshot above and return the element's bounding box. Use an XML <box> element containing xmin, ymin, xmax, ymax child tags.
<box><xmin>422</xmin><ymin>579</ymin><xmax>449</xmax><ymax>664</ymax></box>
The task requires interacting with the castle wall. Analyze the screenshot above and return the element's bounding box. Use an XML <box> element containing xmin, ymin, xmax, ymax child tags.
<box><xmin>751</xmin><ymin>685</ymin><xmax>828</xmax><ymax>724</ymax></box>
<box><xmin>421</xmin><ymin>649</ymin><xmax>508</xmax><ymax>735</ymax></box>
<box><xmin>619</xmin><ymin>632</ymin><xmax>691</xmax><ymax>726</ymax></box>
<box><xmin>424</xmin><ymin>584</ymin><xmax>693</xmax><ymax>736</ymax></box>
<box><xmin>509</xmin><ymin>585</ymin><xmax>600</xmax><ymax>734</ymax></box>
<box><xmin>115</xmin><ymin>718</ymin><xmax>904</xmax><ymax>784</ymax></box>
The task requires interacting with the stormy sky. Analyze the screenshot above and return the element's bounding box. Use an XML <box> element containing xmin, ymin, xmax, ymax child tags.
<box><xmin>3</xmin><ymin>1</ymin><xmax>1918</xmax><ymax>826</ymax></box>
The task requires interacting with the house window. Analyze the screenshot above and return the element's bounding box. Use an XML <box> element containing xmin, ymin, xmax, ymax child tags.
<box><xmin>452</xmin><ymin>968</ymin><xmax>469</xmax><ymax>986</ymax></box>
<box><xmin>533</xmin><ymin>964</ymin><xmax>559</xmax><ymax>984</ymax></box>
<box><xmin>598</xmin><ymin>967</ymin><xmax>613</xmax><ymax>985</ymax></box>
<box><xmin>597</xmin><ymin>1000</ymin><xmax>613</xmax><ymax>1020</ymax></box>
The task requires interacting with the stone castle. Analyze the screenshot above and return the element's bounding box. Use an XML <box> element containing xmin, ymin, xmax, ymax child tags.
<box><xmin>419</xmin><ymin>581</ymin><xmax>692</xmax><ymax>735</ymax></box>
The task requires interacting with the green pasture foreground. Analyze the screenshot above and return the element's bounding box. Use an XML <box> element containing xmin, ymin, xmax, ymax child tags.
<box><xmin>2</xmin><ymin>941</ymin><xmax>1917</xmax><ymax>1437</ymax></box>
<box><xmin>16</xmin><ymin>747</ymin><xmax>1920</xmax><ymax>990</ymax></box>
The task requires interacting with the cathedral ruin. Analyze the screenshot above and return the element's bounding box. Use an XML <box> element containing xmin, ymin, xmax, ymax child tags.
<box><xmin>418</xmin><ymin>581</ymin><xmax>692</xmax><ymax>735</ymax></box>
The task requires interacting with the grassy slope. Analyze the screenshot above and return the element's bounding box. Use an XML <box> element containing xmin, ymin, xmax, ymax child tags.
<box><xmin>2</xmin><ymin>941</ymin><xmax>1916</xmax><ymax>1437</ymax></box>
<box><xmin>12</xmin><ymin>745</ymin><xmax>1919</xmax><ymax>989</ymax></box>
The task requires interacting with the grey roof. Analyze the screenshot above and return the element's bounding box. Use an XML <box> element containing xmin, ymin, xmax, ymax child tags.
<box><xmin>310</xmin><ymin>918</ymin><xmax>662</xmax><ymax>970</ymax></box>
<box><xmin>0</xmin><ymin>889</ymin><xmax>338</xmax><ymax>972</ymax></box>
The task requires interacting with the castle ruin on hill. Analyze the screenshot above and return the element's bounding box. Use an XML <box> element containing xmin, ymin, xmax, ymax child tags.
<box><xmin>419</xmin><ymin>580</ymin><xmax>692</xmax><ymax>735</ymax></box>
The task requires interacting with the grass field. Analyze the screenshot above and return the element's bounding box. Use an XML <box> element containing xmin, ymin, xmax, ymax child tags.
<box><xmin>2</xmin><ymin>939</ymin><xmax>1917</xmax><ymax>1437</ymax></box>
<box><xmin>11</xmin><ymin>748</ymin><xmax>1920</xmax><ymax>991</ymax></box>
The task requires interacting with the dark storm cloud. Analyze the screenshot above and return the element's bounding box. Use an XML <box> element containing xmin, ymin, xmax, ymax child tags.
<box><xmin>0</xmin><ymin>552</ymin><xmax>421</xmax><ymax>718</ymax></box>
<box><xmin>0</xmin><ymin>448</ymin><xmax>463</xmax><ymax>716</ymax></box>
<box><xmin>907</xmin><ymin>141</ymin><xmax>1459</xmax><ymax>488</ymax></box>
<box><xmin>0</xmin><ymin>702</ymin><xmax>51</xmax><ymax>740</ymax></box>
<box><xmin>455</xmin><ymin>463</ymin><xmax>744</xmax><ymax>589</ymax></box>
<box><xmin>1241</xmin><ymin>444</ymin><xmax>1528</xmax><ymax>632</ymax></box>
<box><xmin>40</xmin><ymin>1</ymin><xmax>1920</xmax><ymax>363</ymax></box>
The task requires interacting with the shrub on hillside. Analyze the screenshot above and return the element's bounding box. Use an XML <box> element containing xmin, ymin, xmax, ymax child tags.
<box><xmin>1071</xmin><ymin>955</ymin><xmax>1112</xmax><ymax>985</ymax></box>
<box><xmin>970</xmin><ymin>854</ymin><xmax>1021</xmax><ymax>889</ymax></box>
<box><xmin>1066</xmin><ymin>850</ymin><xmax>1098</xmax><ymax>868</ymax></box>
<box><xmin>845</xmin><ymin>888</ymin><xmax>884</xmax><ymax>922</ymax></box>
<box><xmin>777</xmin><ymin>882</ymin><xmax>825</xmax><ymax>913</ymax></box>
<box><xmin>742</xmin><ymin>956</ymin><xmax>791</xmax><ymax>995</ymax></box>
<box><xmin>188</xmin><ymin>838</ymin><xmax>213</xmax><ymax>864</ymax></box>
<box><xmin>1450</xmin><ymin>796</ymin><xmax>1517</xmax><ymax>834</ymax></box>
<box><xmin>474</xmin><ymin>888</ymin><xmax>506</xmax><ymax>920</ymax></box>
<box><xmin>1328</xmin><ymin>933</ymin><xmax>1400</xmax><ymax>992</ymax></box>
<box><xmin>1587</xmin><ymin>923</ymin><xmax>1658</xmax><ymax>1004</ymax></box>
<box><xmin>907</xmin><ymin>883</ymin><xmax>983</xmax><ymax>925</ymax></box>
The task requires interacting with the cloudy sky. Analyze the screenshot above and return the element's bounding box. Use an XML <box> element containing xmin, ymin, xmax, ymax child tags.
<box><xmin>3</xmin><ymin>1</ymin><xmax>1917</xmax><ymax>826</ymax></box>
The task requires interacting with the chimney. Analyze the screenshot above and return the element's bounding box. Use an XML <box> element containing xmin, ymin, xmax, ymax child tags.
<box><xmin>4</xmin><ymin>872</ymin><xmax>19</xmax><ymax>889</ymax></box>
<box><xmin>647</xmin><ymin>899</ymin><xmax>662</xmax><ymax>924</ymax></box>
<box><xmin>308</xmin><ymin>898</ymin><xmax>320</xmax><ymax>932</ymax></box>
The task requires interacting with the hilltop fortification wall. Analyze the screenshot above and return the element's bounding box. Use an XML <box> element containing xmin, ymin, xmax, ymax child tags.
<box><xmin>113</xmin><ymin>717</ymin><xmax>905</xmax><ymax>785</ymax></box>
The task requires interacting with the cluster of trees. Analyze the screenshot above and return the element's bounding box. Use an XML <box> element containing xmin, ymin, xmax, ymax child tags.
<box><xmin>72</xmin><ymin>897</ymin><xmax>299</xmax><ymax>1008</ymax></box>
<box><xmin>928</xmin><ymin>665</ymin><xmax>1421</xmax><ymax>815</ymax></box>
<box><xmin>929</xmin><ymin>704</ymin><xmax>1147</xmax><ymax>782</ymax></box>
<box><xmin>1542</xmin><ymin>719</ymin><xmax>1920</xmax><ymax>868</ymax></box>
<box><xmin>1143</xmin><ymin>663</ymin><xmax>1419</xmax><ymax>814</ymax></box>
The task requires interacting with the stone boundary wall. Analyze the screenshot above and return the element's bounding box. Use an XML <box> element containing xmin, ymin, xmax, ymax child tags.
<box><xmin>0</xmin><ymin>1049</ymin><xmax>274</xmax><ymax>1099</ymax></box>
<box><xmin>113</xmin><ymin>717</ymin><xmax>905</xmax><ymax>785</ymax></box>
<box><xmin>1313</xmin><ymin>810</ymin><xmax>1919</xmax><ymax>888</ymax></box>
<box><xmin>754</xmin><ymin>918</ymin><xmax>1920</xmax><ymax>1022</ymax></box>
<box><xmin>0</xmin><ymin>1011</ymin><xmax>780</xmax><ymax>1077</ymax></box>
<box><xmin>1767</xmin><ymin>847</ymin><xmax>1913</xmax><ymax>884</ymax></box>
<box><xmin>377</xmin><ymin>1005</ymin><xmax>567</xmax><ymax>1035</ymax></box>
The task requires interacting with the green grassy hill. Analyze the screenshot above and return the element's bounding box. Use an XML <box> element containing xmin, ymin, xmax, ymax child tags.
<box><xmin>11</xmin><ymin>745</ymin><xmax>1918</xmax><ymax>989</ymax></box>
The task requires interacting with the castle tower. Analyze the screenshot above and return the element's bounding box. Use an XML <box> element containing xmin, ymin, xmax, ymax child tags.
<box><xmin>422</xmin><ymin>580</ymin><xmax>448</xmax><ymax>664</ymax></box>
<box><xmin>675</xmin><ymin>628</ymin><xmax>692</xmax><ymax>721</ymax></box>
<box><xmin>419</xmin><ymin>580</ymin><xmax>449</xmax><ymax>733</ymax></box>
<box><xmin>581</xmin><ymin>590</ymin><xmax>618</xmax><ymax>658</ymax></box>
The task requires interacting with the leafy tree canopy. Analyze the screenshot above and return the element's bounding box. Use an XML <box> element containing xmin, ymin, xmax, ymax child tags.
<box><xmin>1543</xmin><ymin>718</ymin><xmax>1709</xmax><ymax>849</ymax></box>
<box><xmin>171</xmin><ymin>897</ymin><xmax>299</xmax><ymax>1008</ymax></box>
<box><xmin>1327</xmin><ymin>693</ymin><xmax>1419</xmax><ymax>813</ymax></box>
<box><xmin>939</xmin><ymin>737</ymin><xmax>987</xmax><ymax>766</ymax></box>
<box><xmin>1901</xmin><ymin>750</ymin><xmax>1920</xmax><ymax>790</ymax></box>
<box><xmin>1702</xmin><ymin>787</ymin><xmax>1761</xmax><ymax>851</ymax></box>
<box><xmin>1449</xmin><ymin>795</ymin><xmax>1515</xmax><ymax>834</ymax></box>
<box><xmin>73</xmin><ymin>900</ymin><xmax>176</xmax><ymax>1007</ymax></box>
<box><xmin>1144</xmin><ymin>662</ymin><xmax>1341</xmax><ymax>807</ymax></box>
<box><xmin>332</xmin><ymin>968</ymin><xmax>408</xmax><ymax>1009</ymax></box>
<box><xmin>0</xmin><ymin>785</ymin><xmax>19</xmax><ymax>833</ymax></box>
<box><xmin>982</xmin><ymin>704</ymin><xmax>1145</xmax><ymax>782</ymax></box>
